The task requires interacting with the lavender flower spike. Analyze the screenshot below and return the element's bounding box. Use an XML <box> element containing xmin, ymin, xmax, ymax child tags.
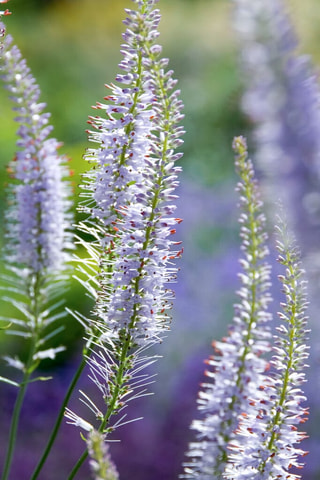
<box><xmin>182</xmin><ymin>137</ymin><xmax>272</xmax><ymax>478</ymax></box>
<box><xmin>225</xmin><ymin>218</ymin><xmax>309</xmax><ymax>479</ymax></box>
<box><xmin>233</xmin><ymin>0</ymin><xmax>320</xmax><ymax>237</ymax></box>
<box><xmin>66</xmin><ymin>0</ymin><xmax>183</xmax><ymax>456</ymax></box>
<box><xmin>0</xmin><ymin>22</ymin><xmax>72</xmax><ymax>273</ymax></box>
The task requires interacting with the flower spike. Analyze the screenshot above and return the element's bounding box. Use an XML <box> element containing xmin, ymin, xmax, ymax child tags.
<box><xmin>0</xmin><ymin>21</ymin><xmax>73</xmax><ymax>274</ymax></box>
<box><xmin>0</xmin><ymin>12</ymin><xmax>73</xmax><ymax>480</ymax></box>
<box><xmin>182</xmin><ymin>137</ymin><xmax>272</xmax><ymax>478</ymax></box>
<box><xmin>67</xmin><ymin>0</ymin><xmax>184</xmax><ymax>467</ymax></box>
<box><xmin>225</xmin><ymin>216</ymin><xmax>309</xmax><ymax>480</ymax></box>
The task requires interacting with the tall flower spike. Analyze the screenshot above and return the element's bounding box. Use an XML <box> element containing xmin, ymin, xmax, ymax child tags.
<box><xmin>0</xmin><ymin>19</ymin><xmax>73</xmax><ymax>365</ymax></box>
<box><xmin>65</xmin><ymin>0</ymin><xmax>183</xmax><ymax>472</ymax></box>
<box><xmin>0</xmin><ymin>14</ymin><xmax>73</xmax><ymax>480</ymax></box>
<box><xmin>225</xmin><ymin>217</ymin><xmax>309</xmax><ymax>480</ymax></box>
<box><xmin>232</xmin><ymin>0</ymin><xmax>320</xmax><ymax>237</ymax></box>
<box><xmin>182</xmin><ymin>137</ymin><xmax>272</xmax><ymax>478</ymax></box>
<box><xmin>1</xmin><ymin>24</ymin><xmax>73</xmax><ymax>273</ymax></box>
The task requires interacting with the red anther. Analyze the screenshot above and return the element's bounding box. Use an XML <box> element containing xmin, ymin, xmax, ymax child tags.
<box><xmin>175</xmin><ymin>218</ymin><xmax>183</xmax><ymax>224</ymax></box>
<box><xmin>4</xmin><ymin>9</ymin><xmax>11</xmax><ymax>15</ymax></box>
<box><xmin>170</xmin><ymin>229</ymin><xmax>176</xmax><ymax>234</ymax></box>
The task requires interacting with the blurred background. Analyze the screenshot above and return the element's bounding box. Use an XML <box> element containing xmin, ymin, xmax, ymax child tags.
<box><xmin>1</xmin><ymin>0</ymin><xmax>320</xmax><ymax>478</ymax></box>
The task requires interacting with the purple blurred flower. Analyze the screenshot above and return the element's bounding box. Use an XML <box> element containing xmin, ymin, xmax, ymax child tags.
<box><xmin>233</xmin><ymin>0</ymin><xmax>320</xmax><ymax>238</ymax></box>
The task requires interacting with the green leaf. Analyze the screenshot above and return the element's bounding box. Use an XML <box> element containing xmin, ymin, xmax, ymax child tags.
<box><xmin>0</xmin><ymin>322</ymin><xmax>12</xmax><ymax>330</ymax></box>
<box><xmin>27</xmin><ymin>376</ymin><xmax>53</xmax><ymax>384</ymax></box>
<box><xmin>0</xmin><ymin>376</ymin><xmax>19</xmax><ymax>387</ymax></box>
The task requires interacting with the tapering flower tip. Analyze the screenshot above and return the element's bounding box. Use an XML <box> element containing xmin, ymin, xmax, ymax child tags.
<box><xmin>225</xmin><ymin>218</ymin><xmax>309</xmax><ymax>480</ymax></box>
<box><xmin>87</xmin><ymin>430</ymin><xmax>119</xmax><ymax>480</ymax></box>
<box><xmin>83</xmin><ymin>0</ymin><xmax>161</xmax><ymax>232</ymax></box>
<box><xmin>1</xmin><ymin>30</ymin><xmax>73</xmax><ymax>273</ymax></box>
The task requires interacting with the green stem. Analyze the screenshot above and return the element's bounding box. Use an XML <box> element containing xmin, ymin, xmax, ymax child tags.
<box><xmin>67</xmin><ymin>336</ymin><xmax>131</xmax><ymax>479</ymax></box>
<box><xmin>67</xmin><ymin>450</ymin><xmax>89</xmax><ymax>480</ymax></box>
<box><xmin>30</xmin><ymin>356</ymin><xmax>87</xmax><ymax>480</ymax></box>
<box><xmin>1</xmin><ymin>371</ymin><xmax>32</xmax><ymax>480</ymax></box>
<box><xmin>259</xmin><ymin>260</ymin><xmax>296</xmax><ymax>472</ymax></box>
<box><xmin>1</xmin><ymin>273</ymin><xmax>42</xmax><ymax>480</ymax></box>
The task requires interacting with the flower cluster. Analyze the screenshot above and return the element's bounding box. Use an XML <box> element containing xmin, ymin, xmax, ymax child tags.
<box><xmin>0</xmin><ymin>22</ymin><xmax>72</xmax><ymax>273</ymax></box>
<box><xmin>225</xmin><ymin>218</ymin><xmax>309</xmax><ymax>479</ymax></box>
<box><xmin>0</xmin><ymin>1</ymin><xmax>314</xmax><ymax>479</ymax></box>
<box><xmin>183</xmin><ymin>137</ymin><xmax>272</xmax><ymax>478</ymax></box>
<box><xmin>183</xmin><ymin>138</ymin><xmax>310</xmax><ymax>480</ymax></box>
